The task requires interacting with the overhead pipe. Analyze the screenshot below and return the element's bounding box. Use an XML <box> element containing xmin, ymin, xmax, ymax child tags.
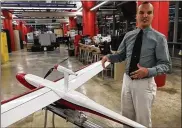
<box><xmin>25</xmin><ymin>23</ymin><xmax>62</xmax><ymax>25</ymax></box>
<box><xmin>21</xmin><ymin>12</ymin><xmax>82</xmax><ymax>17</ymax></box>
<box><xmin>1</xmin><ymin>2</ymin><xmax>76</xmax><ymax>7</ymax></box>
<box><xmin>77</xmin><ymin>7</ymin><xmax>83</xmax><ymax>12</ymax></box>
<box><xmin>13</xmin><ymin>18</ymin><xmax>69</xmax><ymax>21</ymax></box>
<box><xmin>1</xmin><ymin>7</ymin><xmax>77</xmax><ymax>10</ymax></box>
<box><xmin>90</xmin><ymin>0</ymin><xmax>110</xmax><ymax>11</ymax></box>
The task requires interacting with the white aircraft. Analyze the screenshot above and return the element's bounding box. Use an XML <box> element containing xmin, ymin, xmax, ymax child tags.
<box><xmin>1</xmin><ymin>61</ymin><xmax>146</xmax><ymax>128</ymax></box>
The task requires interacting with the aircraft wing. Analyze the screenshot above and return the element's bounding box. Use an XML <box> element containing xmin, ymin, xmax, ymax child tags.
<box><xmin>1</xmin><ymin>61</ymin><xmax>110</xmax><ymax>127</ymax></box>
<box><xmin>1</xmin><ymin>80</ymin><xmax>63</xmax><ymax>127</ymax></box>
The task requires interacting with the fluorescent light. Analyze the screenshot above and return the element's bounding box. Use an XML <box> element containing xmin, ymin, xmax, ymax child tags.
<box><xmin>11</xmin><ymin>14</ymin><xmax>22</xmax><ymax>15</ymax></box>
<box><xmin>1</xmin><ymin>7</ymin><xmax>77</xmax><ymax>10</ymax></box>
<box><xmin>12</xmin><ymin>14</ymin><xmax>17</xmax><ymax>18</ymax></box>
<box><xmin>1</xmin><ymin>16</ymin><xmax>5</xmax><ymax>19</ymax></box>
<box><xmin>90</xmin><ymin>0</ymin><xmax>109</xmax><ymax>11</ymax></box>
<box><xmin>13</xmin><ymin>10</ymin><xmax>24</xmax><ymax>12</ymax></box>
<box><xmin>77</xmin><ymin>7</ymin><xmax>82</xmax><ymax>12</ymax></box>
<box><xmin>106</xmin><ymin>17</ymin><xmax>113</xmax><ymax>20</ymax></box>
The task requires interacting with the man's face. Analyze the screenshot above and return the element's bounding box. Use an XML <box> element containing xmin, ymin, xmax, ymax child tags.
<box><xmin>136</xmin><ymin>3</ymin><xmax>154</xmax><ymax>29</ymax></box>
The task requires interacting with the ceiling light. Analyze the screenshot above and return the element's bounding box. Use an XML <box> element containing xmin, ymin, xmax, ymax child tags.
<box><xmin>1</xmin><ymin>16</ymin><xmax>5</xmax><ymax>19</ymax></box>
<box><xmin>13</xmin><ymin>10</ymin><xmax>24</xmax><ymax>12</ymax></box>
<box><xmin>12</xmin><ymin>14</ymin><xmax>17</xmax><ymax>18</ymax></box>
<box><xmin>106</xmin><ymin>17</ymin><xmax>113</xmax><ymax>20</ymax></box>
<box><xmin>90</xmin><ymin>0</ymin><xmax>109</xmax><ymax>11</ymax></box>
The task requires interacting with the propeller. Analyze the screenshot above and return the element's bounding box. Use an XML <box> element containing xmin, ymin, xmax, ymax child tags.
<box><xmin>44</xmin><ymin>67</ymin><xmax>54</xmax><ymax>79</ymax></box>
<box><xmin>43</xmin><ymin>57</ymin><xmax>69</xmax><ymax>79</ymax></box>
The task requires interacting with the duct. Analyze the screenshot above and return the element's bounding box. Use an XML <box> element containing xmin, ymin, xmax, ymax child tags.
<box><xmin>1</xmin><ymin>7</ymin><xmax>77</xmax><ymax>10</ymax></box>
<box><xmin>1</xmin><ymin>2</ymin><xmax>76</xmax><ymax>7</ymax></box>
<box><xmin>21</xmin><ymin>12</ymin><xmax>82</xmax><ymax>17</ymax></box>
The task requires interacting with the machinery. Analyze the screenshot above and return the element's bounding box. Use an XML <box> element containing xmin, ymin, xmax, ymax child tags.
<box><xmin>26</xmin><ymin>32</ymin><xmax>59</xmax><ymax>52</ymax></box>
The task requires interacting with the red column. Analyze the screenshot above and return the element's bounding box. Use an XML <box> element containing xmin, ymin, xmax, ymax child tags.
<box><xmin>158</xmin><ymin>2</ymin><xmax>169</xmax><ymax>38</ymax></box>
<box><xmin>150</xmin><ymin>2</ymin><xmax>159</xmax><ymax>30</ymax></box>
<box><xmin>137</xmin><ymin>1</ymin><xmax>169</xmax><ymax>87</ymax></box>
<box><xmin>28</xmin><ymin>26</ymin><xmax>34</xmax><ymax>32</ymax></box>
<box><xmin>19</xmin><ymin>22</ymin><xmax>25</xmax><ymax>41</ymax></box>
<box><xmin>14</xmin><ymin>25</ymin><xmax>18</xmax><ymax>30</ymax></box>
<box><xmin>82</xmin><ymin>1</ymin><xmax>96</xmax><ymax>37</ymax></box>
<box><xmin>69</xmin><ymin>17</ymin><xmax>77</xmax><ymax>30</ymax></box>
<box><xmin>24</xmin><ymin>25</ymin><xmax>28</xmax><ymax>42</ymax></box>
<box><xmin>154</xmin><ymin>2</ymin><xmax>169</xmax><ymax>87</ymax></box>
<box><xmin>14</xmin><ymin>21</ymin><xmax>20</xmax><ymax>30</ymax></box>
<box><xmin>27</xmin><ymin>26</ymin><xmax>30</xmax><ymax>33</ymax></box>
<box><xmin>2</xmin><ymin>10</ymin><xmax>16</xmax><ymax>51</ymax></box>
<box><xmin>63</xmin><ymin>23</ymin><xmax>68</xmax><ymax>36</ymax></box>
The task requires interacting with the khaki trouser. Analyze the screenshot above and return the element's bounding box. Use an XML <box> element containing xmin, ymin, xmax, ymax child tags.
<box><xmin>121</xmin><ymin>73</ymin><xmax>157</xmax><ymax>128</ymax></box>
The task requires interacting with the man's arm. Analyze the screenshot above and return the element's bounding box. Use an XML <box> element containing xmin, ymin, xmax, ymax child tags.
<box><xmin>147</xmin><ymin>36</ymin><xmax>172</xmax><ymax>77</ymax></box>
<box><xmin>106</xmin><ymin>34</ymin><xmax>128</xmax><ymax>63</ymax></box>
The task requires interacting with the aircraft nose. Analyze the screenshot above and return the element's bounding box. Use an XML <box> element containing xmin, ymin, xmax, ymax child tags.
<box><xmin>16</xmin><ymin>73</ymin><xmax>36</xmax><ymax>90</ymax></box>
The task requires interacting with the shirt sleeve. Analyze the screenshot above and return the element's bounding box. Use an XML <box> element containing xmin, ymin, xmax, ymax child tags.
<box><xmin>106</xmin><ymin>34</ymin><xmax>127</xmax><ymax>63</ymax></box>
<box><xmin>147</xmin><ymin>36</ymin><xmax>172</xmax><ymax>77</ymax></box>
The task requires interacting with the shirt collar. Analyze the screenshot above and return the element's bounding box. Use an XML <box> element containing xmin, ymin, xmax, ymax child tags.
<box><xmin>137</xmin><ymin>26</ymin><xmax>153</xmax><ymax>33</ymax></box>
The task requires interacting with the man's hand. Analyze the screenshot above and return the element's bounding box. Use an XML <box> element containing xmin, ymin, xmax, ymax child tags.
<box><xmin>101</xmin><ymin>56</ymin><xmax>110</xmax><ymax>69</ymax></box>
<box><xmin>130</xmin><ymin>64</ymin><xmax>149</xmax><ymax>79</ymax></box>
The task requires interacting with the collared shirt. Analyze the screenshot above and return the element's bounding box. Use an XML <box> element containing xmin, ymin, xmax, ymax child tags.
<box><xmin>107</xmin><ymin>27</ymin><xmax>172</xmax><ymax>77</ymax></box>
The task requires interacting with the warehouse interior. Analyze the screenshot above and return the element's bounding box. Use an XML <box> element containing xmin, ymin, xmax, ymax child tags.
<box><xmin>1</xmin><ymin>1</ymin><xmax>181</xmax><ymax>128</ymax></box>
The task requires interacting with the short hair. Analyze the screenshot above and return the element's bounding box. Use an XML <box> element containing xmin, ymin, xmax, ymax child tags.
<box><xmin>141</xmin><ymin>1</ymin><xmax>150</xmax><ymax>5</ymax></box>
<box><xmin>137</xmin><ymin>1</ymin><xmax>154</xmax><ymax>14</ymax></box>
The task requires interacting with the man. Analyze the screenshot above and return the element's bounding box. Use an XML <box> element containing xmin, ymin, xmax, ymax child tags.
<box><xmin>101</xmin><ymin>2</ymin><xmax>171</xmax><ymax>127</ymax></box>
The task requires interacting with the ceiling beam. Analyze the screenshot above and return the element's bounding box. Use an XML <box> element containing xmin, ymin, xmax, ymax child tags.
<box><xmin>21</xmin><ymin>12</ymin><xmax>82</xmax><ymax>17</ymax></box>
<box><xmin>25</xmin><ymin>22</ymin><xmax>62</xmax><ymax>25</ymax></box>
<box><xmin>1</xmin><ymin>7</ymin><xmax>77</xmax><ymax>10</ymax></box>
<box><xmin>1</xmin><ymin>2</ymin><xmax>76</xmax><ymax>7</ymax></box>
<box><xmin>13</xmin><ymin>18</ymin><xmax>68</xmax><ymax>21</ymax></box>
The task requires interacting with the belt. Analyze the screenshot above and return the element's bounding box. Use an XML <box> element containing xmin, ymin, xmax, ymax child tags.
<box><xmin>125</xmin><ymin>72</ymin><xmax>150</xmax><ymax>80</ymax></box>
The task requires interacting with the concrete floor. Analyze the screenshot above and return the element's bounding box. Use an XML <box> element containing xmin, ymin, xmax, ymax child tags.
<box><xmin>1</xmin><ymin>45</ymin><xmax>181</xmax><ymax>128</ymax></box>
